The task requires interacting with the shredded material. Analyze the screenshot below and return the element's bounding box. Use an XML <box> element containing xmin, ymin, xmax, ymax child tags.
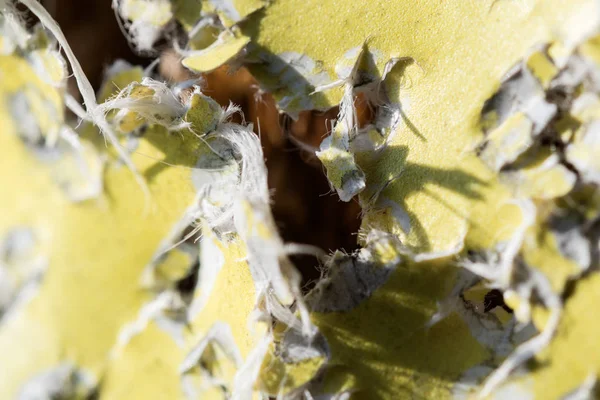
<box><xmin>3</xmin><ymin>1</ymin><xmax>600</xmax><ymax>399</ymax></box>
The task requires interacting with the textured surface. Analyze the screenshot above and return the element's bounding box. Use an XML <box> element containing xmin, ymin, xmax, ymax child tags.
<box><xmin>2</xmin><ymin>0</ymin><xmax>600</xmax><ymax>399</ymax></box>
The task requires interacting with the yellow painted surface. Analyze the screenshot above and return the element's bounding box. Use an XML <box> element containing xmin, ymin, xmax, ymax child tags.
<box><xmin>102</xmin><ymin>322</ymin><xmax>186</xmax><ymax>399</ymax></box>
<box><xmin>501</xmin><ymin>273</ymin><xmax>600</xmax><ymax>398</ymax></box>
<box><xmin>3</xmin><ymin>0</ymin><xmax>600</xmax><ymax>399</ymax></box>
<box><xmin>0</xmin><ymin>51</ymin><xmax>201</xmax><ymax>397</ymax></box>
<box><xmin>311</xmin><ymin>260</ymin><xmax>490</xmax><ymax>399</ymax></box>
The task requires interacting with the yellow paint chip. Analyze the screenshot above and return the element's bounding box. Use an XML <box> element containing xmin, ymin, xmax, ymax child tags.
<box><xmin>183</xmin><ymin>31</ymin><xmax>250</xmax><ymax>73</ymax></box>
<box><xmin>526</xmin><ymin>50</ymin><xmax>559</xmax><ymax>88</ymax></box>
<box><xmin>185</xmin><ymin>92</ymin><xmax>222</xmax><ymax>135</ymax></box>
<box><xmin>258</xmin><ymin>349</ymin><xmax>325</xmax><ymax>396</ymax></box>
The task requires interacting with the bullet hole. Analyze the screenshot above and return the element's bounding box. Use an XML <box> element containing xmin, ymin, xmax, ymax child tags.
<box><xmin>52</xmin><ymin>3</ymin><xmax>365</xmax><ymax>289</ymax></box>
<box><xmin>483</xmin><ymin>289</ymin><xmax>513</xmax><ymax>314</ymax></box>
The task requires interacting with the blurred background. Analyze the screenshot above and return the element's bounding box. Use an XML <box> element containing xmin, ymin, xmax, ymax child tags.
<box><xmin>31</xmin><ymin>0</ymin><xmax>363</xmax><ymax>286</ymax></box>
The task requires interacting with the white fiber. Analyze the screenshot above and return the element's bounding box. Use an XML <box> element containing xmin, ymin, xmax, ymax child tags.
<box><xmin>231</xmin><ymin>334</ymin><xmax>271</xmax><ymax>400</ymax></box>
<box><xmin>65</xmin><ymin>94</ymin><xmax>92</xmax><ymax>123</ymax></box>
<box><xmin>180</xmin><ymin>322</ymin><xmax>243</xmax><ymax>374</ymax></box>
<box><xmin>282</xmin><ymin>243</ymin><xmax>328</xmax><ymax>262</ymax></box>
<box><xmin>187</xmin><ymin>233</ymin><xmax>226</xmax><ymax>319</ymax></box>
<box><xmin>101</xmin><ymin>77</ymin><xmax>191</xmax><ymax>132</ymax></box>
<box><xmin>111</xmin><ymin>290</ymin><xmax>187</xmax><ymax>356</ymax></box>
<box><xmin>562</xmin><ymin>373</ymin><xmax>598</xmax><ymax>400</ymax></box>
